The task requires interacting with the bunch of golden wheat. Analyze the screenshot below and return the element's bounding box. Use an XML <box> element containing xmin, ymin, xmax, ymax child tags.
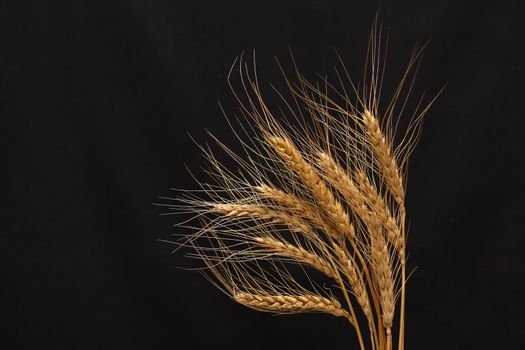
<box><xmin>164</xmin><ymin>24</ymin><xmax>439</xmax><ymax>350</ymax></box>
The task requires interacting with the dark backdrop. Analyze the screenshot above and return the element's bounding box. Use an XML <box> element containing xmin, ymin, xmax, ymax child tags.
<box><xmin>2</xmin><ymin>1</ymin><xmax>525</xmax><ymax>349</ymax></box>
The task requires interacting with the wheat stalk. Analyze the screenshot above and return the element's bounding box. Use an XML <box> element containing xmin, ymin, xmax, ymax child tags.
<box><xmin>164</xmin><ymin>20</ymin><xmax>439</xmax><ymax>350</ymax></box>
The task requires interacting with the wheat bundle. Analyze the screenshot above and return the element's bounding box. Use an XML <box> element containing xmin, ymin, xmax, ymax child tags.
<box><xmin>163</xmin><ymin>20</ymin><xmax>441</xmax><ymax>350</ymax></box>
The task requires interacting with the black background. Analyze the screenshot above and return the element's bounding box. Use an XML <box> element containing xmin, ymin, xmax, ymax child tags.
<box><xmin>2</xmin><ymin>1</ymin><xmax>525</xmax><ymax>349</ymax></box>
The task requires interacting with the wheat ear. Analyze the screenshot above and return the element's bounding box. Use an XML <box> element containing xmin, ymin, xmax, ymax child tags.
<box><xmin>234</xmin><ymin>292</ymin><xmax>351</xmax><ymax>318</ymax></box>
<box><xmin>211</xmin><ymin>203</ymin><xmax>313</xmax><ymax>235</ymax></box>
<box><xmin>362</xmin><ymin>109</ymin><xmax>404</xmax><ymax>206</ymax></box>
<box><xmin>253</xmin><ymin>236</ymin><xmax>336</xmax><ymax>278</ymax></box>
<box><xmin>355</xmin><ymin>171</ymin><xmax>404</xmax><ymax>261</ymax></box>
<box><xmin>255</xmin><ymin>184</ymin><xmax>341</xmax><ymax>239</ymax></box>
<box><xmin>317</xmin><ymin>151</ymin><xmax>371</xmax><ymax>226</ymax></box>
<box><xmin>267</xmin><ymin>135</ymin><xmax>354</xmax><ymax>240</ymax></box>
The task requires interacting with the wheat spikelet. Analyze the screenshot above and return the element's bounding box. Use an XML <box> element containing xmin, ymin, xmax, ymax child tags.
<box><xmin>234</xmin><ymin>292</ymin><xmax>350</xmax><ymax>318</ymax></box>
<box><xmin>266</xmin><ymin>135</ymin><xmax>354</xmax><ymax>240</ymax></box>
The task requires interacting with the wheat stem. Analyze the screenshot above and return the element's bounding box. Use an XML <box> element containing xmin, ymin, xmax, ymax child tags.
<box><xmin>347</xmin><ymin>238</ymin><xmax>384</xmax><ymax>350</ymax></box>
<box><xmin>398</xmin><ymin>207</ymin><xmax>406</xmax><ymax>350</ymax></box>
